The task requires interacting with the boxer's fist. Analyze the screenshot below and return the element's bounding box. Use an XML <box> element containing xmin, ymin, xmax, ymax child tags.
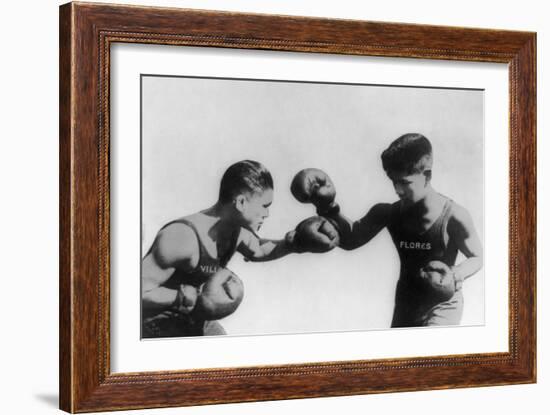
<box><xmin>418</xmin><ymin>260</ymin><xmax>457</xmax><ymax>303</ymax></box>
<box><xmin>287</xmin><ymin>216</ymin><xmax>340</xmax><ymax>253</ymax></box>
<box><xmin>291</xmin><ymin>168</ymin><xmax>338</xmax><ymax>214</ymax></box>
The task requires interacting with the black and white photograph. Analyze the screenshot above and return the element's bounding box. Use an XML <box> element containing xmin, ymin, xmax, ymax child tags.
<box><xmin>4</xmin><ymin>0</ymin><xmax>546</xmax><ymax>414</ymax></box>
<box><xmin>140</xmin><ymin>75</ymin><xmax>484</xmax><ymax>339</ymax></box>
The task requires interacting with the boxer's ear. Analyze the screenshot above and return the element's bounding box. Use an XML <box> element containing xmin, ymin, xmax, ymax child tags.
<box><xmin>234</xmin><ymin>194</ymin><xmax>247</xmax><ymax>213</ymax></box>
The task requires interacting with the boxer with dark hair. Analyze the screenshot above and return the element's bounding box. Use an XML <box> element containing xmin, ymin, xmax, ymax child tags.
<box><xmin>292</xmin><ymin>133</ymin><xmax>483</xmax><ymax>327</ymax></box>
<box><xmin>142</xmin><ymin>160</ymin><xmax>339</xmax><ymax>338</ymax></box>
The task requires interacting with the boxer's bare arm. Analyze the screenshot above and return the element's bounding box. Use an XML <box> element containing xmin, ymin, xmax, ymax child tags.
<box><xmin>447</xmin><ymin>204</ymin><xmax>483</xmax><ymax>286</ymax></box>
<box><xmin>328</xmin><ymin>203</ymin><xmax>392</xmax><ymax>250</ymax></box>
<box><xmin>236</xmin><ymin>228</ymin><xmax>292</xmax><ymax>262</ymax></box>
<box><xmin>142</xmin><ymin>224</ymin><xmax>199</xmax><ymax>313</ymax></box>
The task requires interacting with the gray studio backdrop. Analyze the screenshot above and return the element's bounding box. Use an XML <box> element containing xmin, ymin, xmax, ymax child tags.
<box><xmin>141</xmin><ymin>75</ymin><xmax>484</xmax><ymax>335</ymax></box>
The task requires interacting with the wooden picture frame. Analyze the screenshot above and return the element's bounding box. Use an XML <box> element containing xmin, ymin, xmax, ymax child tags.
<box><xmin>59</xmin><ymin>2</ymin><xmax>536</xmax><ymax>412</ymax></box>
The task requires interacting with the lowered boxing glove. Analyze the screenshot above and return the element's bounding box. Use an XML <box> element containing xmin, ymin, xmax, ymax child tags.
<box><xmin>291</xmin><ymin>168</ymin><xmax>339</xmax><ymax>215</ymax></box>
<box><xmin>418</xmin><ymin>260</ymin><xmax>458</xmax><ymax>303</ymax></box>
<box><xmin>286</xmin><ymin>216</ymin><xmax>340</xmax><ymax>253</ymax></box>
<box><xmin>195</xmin><ymin>268</ymin><xmax>245</xmax><ymax>320</ymax></box>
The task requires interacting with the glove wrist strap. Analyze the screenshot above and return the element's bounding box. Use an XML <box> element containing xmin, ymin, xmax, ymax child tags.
<box><xmin>285</xmin><ymin>230</ymin><xmax>298</xmax><ymax>252</ymax></box>
<box><xmin>317</xmin><ymin>202</ymin><xmax>340</xmax><ymax>217</ymax></box>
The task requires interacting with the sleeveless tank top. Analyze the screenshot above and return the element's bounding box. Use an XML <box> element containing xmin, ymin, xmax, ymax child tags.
<box><xmin>142</xmin><ymin>213</ymin><xmax>240</xmax><ymax>337</ymax></box>
<box><xmin>387</xmin><ymin>197</ymin><xmax>459</xmax><ymax>320</ymax></box>
<box><xmin>159</xmin><ymin>212</ymin><xmax>240</xmax><ymax>290</ymax></box>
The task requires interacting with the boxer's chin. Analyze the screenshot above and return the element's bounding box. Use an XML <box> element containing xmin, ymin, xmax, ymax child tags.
<box><xmin>250</xmin><ymin>221</ymin><xmax>262</xmax><ymax>233</ymax></box>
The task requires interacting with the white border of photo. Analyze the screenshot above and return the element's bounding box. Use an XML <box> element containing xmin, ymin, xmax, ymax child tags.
<box><xmin>110</xmin><ymin>44</ymin><xmax>509</xmax><ymax>373</ymax></box>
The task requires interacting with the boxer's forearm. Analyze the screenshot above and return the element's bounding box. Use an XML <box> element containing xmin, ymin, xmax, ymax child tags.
<box><xmin>245</xmin><ymin>239</ymin><xmax>292</xmax><ymax>262</ymax></box>
<box><xmin>448</xmin><ymin>206</ymin><xmax>484</xmax><ymax>286</ymax></box>
<box><xmin>329</xmin><ymin>204</ymin><xmax>391</xmax><ymax>250</ymax></box>
<box><xmin>142</xmin><ymin>286</ymin><xmax>178</xmax><ymax>312</ymax></box>
<box><xmin>452</xmin><ymin>256</ymin><xmax>483</xmax><ymax>283</ymax></box>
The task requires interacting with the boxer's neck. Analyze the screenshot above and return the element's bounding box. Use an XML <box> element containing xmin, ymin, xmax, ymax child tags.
<box><xmin>205</xmin><ymin>202</ymin><xmax>240</xmax><ymax>231</ymax></box>
<box><xmin>401</xmin><ymin>187</ymin><xmax>446</xmax><ymax>229</ymax></box>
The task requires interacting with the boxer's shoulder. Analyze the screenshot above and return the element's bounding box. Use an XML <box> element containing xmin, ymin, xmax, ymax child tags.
<box><xmin>153</xmin><ymin>222</ymin><xmax>200</xmax><ymax>268</ymax></box>
<box><xmin>366</xmin><ymin>202</ymin><xmax>393</xmax><ymax>225</ymax></box>
<box><xmin>446</xmin><ymin>200</ymin><xmax>471</xmax><ymax>224</ymax></box>
<box><xmin>446</xmin><ymin>201</ymin><xmax>476</xmax><ymax>238</ymax></box>
<box><xmin>447</xmin><ymin>199</ymin><xmax>467</xmax><ymax>217</ymax></box>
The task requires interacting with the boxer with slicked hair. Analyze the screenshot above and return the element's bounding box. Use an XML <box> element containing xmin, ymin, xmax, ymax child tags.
<box><xmin>142</xmin><ymin>160</ymin><xmax>339</xmax><ymax>338</ymax></box>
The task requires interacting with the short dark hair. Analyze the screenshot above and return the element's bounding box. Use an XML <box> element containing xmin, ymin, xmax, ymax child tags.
<box><xmin>381</xmin><ymin>133</ymin><xmax>433</xmax><ymax>176</ymax></box>
<box><xmin>218</xmin><ymin>160</ymin><xmax>273</xmax><ymax>204</ymax></box>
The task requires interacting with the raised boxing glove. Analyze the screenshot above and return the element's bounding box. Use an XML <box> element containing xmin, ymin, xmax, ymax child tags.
<box><xmin>290</xmin><ymin>168</ymin><xmax>338</xmax><ymax>214</ymax></box>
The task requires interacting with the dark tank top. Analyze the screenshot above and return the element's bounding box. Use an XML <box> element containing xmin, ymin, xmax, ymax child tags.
<box><xmin>387</xmin><ymin>197</ymin><xmax>459</xmax><ymax>325</ymax></box>
<box><xmin>160</xmin><ymin>213</ymin><xmax>240</xmax><ymax>290</ymax></box>
<box><xmin>142</xmin><ymin>213</ymin><xmax>240</xmax><ymax>337</ymax></box>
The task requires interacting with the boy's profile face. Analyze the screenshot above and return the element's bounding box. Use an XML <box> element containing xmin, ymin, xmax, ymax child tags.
<box><xmin>236</xmin><ymin>188</ymin><xmax>273</xmax><ymax>232</ymax></box>
<box><xmin>389</xmin><ymin>171</ymin><xmax>430</xmax><ymax>206</ymax></box>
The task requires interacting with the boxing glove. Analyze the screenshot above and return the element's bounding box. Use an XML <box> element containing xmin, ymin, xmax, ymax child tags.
<box><xmin>195</xmin><ymin>268</ymin><xmax>245</xmax><ymax>320</ymax></box>
<box><xmin>286</xmin><ymin>216</ymin><xmax>340</xmax><ymax>253</ymax></box>
<box><xmin>418</xmin><ymin>260</ymin><xmax>458</xmax><ymax>303</ymax></box>
<box><xmin>291</xmin><ymin>168</ymin><xmax>339</xmax><ymax>214</ymax></box>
